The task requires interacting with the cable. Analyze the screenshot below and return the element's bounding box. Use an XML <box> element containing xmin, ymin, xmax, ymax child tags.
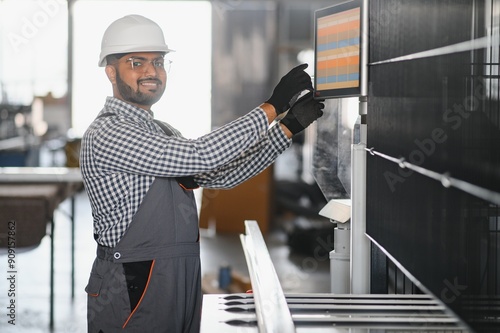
<box><xmin>365</xmin><ymin>147</ymin><xmax>500</xmax><ymax>206</ymax></box>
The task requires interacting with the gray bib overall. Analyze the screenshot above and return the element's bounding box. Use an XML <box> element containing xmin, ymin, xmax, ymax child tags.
<box><xmin>85</xmin><ymin>176</ymin><xmax>201</xmax><ymax>332</ymax></box>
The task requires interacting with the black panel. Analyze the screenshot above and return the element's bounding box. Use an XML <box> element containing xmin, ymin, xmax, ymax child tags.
<box><xmin>367</xmin><ymin>1</ymin><xmax>500</xmax><ymax>332</ymax></box>
<box><xmin>369</xmin><ymin>53</ymin><xmax>500</xmax><ymax>192</ymax></box>
<box><xmin>370</xmin><ymin>0</ymin><xmax>474</xmax><ymax>62</ymax></box>
<box><xmin>367</xmin><ymin>157</ymin><xmax>500</xmax><ymax>332</ymax></box>
<box><xmin>370</xmin><ymin>244</ymin><xmax>389</xmax><ymax>294</ymax></box>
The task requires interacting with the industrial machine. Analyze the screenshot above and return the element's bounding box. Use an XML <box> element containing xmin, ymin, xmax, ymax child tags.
<box><xmin>202</xmin><ymin>1</ymin><xmax>500</xmax><ymax>332</ymax></box>
<box><xmin>200</xmin><ymin>221</ymin><xmax>468</xmax><ymax>332</ymax></box>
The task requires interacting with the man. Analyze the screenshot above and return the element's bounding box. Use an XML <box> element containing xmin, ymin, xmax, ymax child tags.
<box><xmin>81</xmin><ymin>14</ymin><xmax>324</xmax><ymax>333</ymax></box>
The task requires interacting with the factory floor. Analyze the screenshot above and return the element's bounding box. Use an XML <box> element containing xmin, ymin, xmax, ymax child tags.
<box><xmin>0</xmin><ymin>189</ymin><xmax>330</xmax><ymax>332</ymax></box>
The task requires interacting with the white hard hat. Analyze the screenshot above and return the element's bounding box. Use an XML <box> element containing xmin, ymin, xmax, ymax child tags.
<box><xmin>98</xmin><ymin>15</ymin><xmax>174</xmax><ymax>67</ymax></box>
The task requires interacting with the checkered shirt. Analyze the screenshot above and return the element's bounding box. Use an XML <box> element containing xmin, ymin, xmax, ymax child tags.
<box><xmin>80</xmin><ymin>97</ymin><xmax>291</xmax><ymax>247</ymax></box>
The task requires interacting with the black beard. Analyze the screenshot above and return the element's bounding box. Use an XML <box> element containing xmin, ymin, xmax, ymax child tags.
<box><xmin>115</xmin><ymin>71</ymin><xmax>164</xmax><ymax>107</ymax></box>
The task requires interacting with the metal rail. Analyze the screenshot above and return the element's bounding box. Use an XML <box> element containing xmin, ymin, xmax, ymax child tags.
<box><xmin>240</xmin><ymin>220</ymin><xmax>296</xmax><ymax>333</ymax></box>
<box><xmin>216</xmin><ymin>293</ymin><xmax>466</xmax><ymax>331</ymax></box>
<box><xmin>366</xmin><ymin>147</ymin><xmax>500</xmax><ymax>206</ymax></box>
<box><xmin>369</xmin><ymin>35</ymin><xmax>497</xmax><ymax>66</ymax></box>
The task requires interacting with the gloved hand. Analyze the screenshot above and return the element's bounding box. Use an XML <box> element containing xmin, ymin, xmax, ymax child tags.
<box><xmin>265</xmin><ymin>63</ymin><xmax>313</xmax><ymax>115</ymax></box>
<box><xmin>280</xmin><ymin>92</ymin><xmax>324</xmax><ymax>135</ymax></box>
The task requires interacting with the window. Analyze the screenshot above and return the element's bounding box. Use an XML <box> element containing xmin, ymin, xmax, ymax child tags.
<box><xmin>72</xmin><ymin>1</ymin><xmax>212</xmax><ymax>138</ymax></box>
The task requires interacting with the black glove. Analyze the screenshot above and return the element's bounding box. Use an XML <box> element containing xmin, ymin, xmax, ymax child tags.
<box><xmin>266</xmin><ymin>63</ymin><xmax>313</xmax><ymax>115</ymax></box>
<box><xmin>280</xmin><ymin>92</ymin><xmax>324</xmax><ymax>135</ymax></box>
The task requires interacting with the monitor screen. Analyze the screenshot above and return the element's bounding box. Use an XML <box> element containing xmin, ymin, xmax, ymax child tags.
<box><xmin>314</xmin><ymin>0</ymin><xmax>362</xmax><ymax>99</ymax></box>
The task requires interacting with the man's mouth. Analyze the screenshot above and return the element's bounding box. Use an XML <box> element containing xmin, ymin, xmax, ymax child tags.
<box><xmin>139</xmin><ymin>79</ymin><xmax>162</xmax><ymax>88</ymax></box>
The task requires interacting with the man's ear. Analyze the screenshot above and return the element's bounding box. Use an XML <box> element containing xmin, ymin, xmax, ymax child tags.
<box><xmin>105</xmin><ymin>65</ymin><xmax>117</xmax><ymax>84</ymax></box>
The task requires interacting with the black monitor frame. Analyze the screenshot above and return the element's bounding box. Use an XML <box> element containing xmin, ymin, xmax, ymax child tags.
<box><xmin>314</xmin><ymin>0</ymin><xmax>363</xmax><ymax>99</ymax></box>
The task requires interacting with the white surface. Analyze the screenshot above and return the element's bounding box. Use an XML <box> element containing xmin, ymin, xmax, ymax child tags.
<box><xmin>319</xmin><ymin>199</ymin><xmax>351</xmax><ymax>223</ymax></box>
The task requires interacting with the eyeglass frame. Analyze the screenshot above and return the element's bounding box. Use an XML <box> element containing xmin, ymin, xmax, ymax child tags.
<box><xmin>125</xmin><ymin>56</ymin><xmax>172</xmax><ymax>73</ymax></box>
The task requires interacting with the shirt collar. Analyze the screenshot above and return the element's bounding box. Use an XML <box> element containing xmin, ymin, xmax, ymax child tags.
<box><xmin>103</xmin><ymin>96</ymin><xmax>155</xmax><ymax>121</ymax></box>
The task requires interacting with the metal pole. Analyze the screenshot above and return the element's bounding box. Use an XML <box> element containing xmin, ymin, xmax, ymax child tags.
<box><xmin>49</xmin><ymin>218</ymin><xmax>55</xmax><ymax>329</ymax></box>
<box><xmin>350</xmin><ymin>0</ymin><xmax>371</xmax><ymax>295</ymax></box>
<box><xmin>360</xmin><ymin>0</ymin><xmax>369</xmax><ymax>97</ymax></box>
<box><xmin>351</xmin><ymin>142</ymin><xmax>370</xmax><ymax>294</ymax></box>
<box><xmin>330</xmin><ymin>221</ymin><xmax>351</xmax><ymax>293</ymax></box>
<box><xmin>71</xmin><ymin>195</ymin><xmax>75</xmax><ymax>299</ymax></box>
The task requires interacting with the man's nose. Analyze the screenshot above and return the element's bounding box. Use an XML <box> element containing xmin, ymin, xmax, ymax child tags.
<box><xmin>143</xmin><ymin>63</ymin><xmax>158</xmax><ymax>76</ymax></box>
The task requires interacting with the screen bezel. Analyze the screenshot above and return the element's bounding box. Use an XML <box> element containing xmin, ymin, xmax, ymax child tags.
<box><xmin>314</xmin><ymin>0</ymin><xmax>363</xmax><ymax>99</ymax></box>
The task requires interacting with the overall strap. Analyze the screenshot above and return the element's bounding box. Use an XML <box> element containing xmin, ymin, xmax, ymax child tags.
<box><xmin>96</xmin><ymin>112</ymin><xmax>199</xmax><ymax>190</ymax></box>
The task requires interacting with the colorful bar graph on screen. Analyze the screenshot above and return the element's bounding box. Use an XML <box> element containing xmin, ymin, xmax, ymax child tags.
<box><xmin>316</xmin><ymin>7</ymin><xmax>361</xmax><ymax>91</ymax></box>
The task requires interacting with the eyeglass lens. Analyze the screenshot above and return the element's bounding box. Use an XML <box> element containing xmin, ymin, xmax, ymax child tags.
<box><xmin>127</xmin><ymin>57</ymin><xmax>172</xmax><ymax>72</ymax></box>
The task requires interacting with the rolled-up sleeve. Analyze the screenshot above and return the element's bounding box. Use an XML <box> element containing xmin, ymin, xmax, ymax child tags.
<box><xmin>194</xmin><ymin>120</ymin><xmax>291</xmax><ymax>188</ymax></box>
